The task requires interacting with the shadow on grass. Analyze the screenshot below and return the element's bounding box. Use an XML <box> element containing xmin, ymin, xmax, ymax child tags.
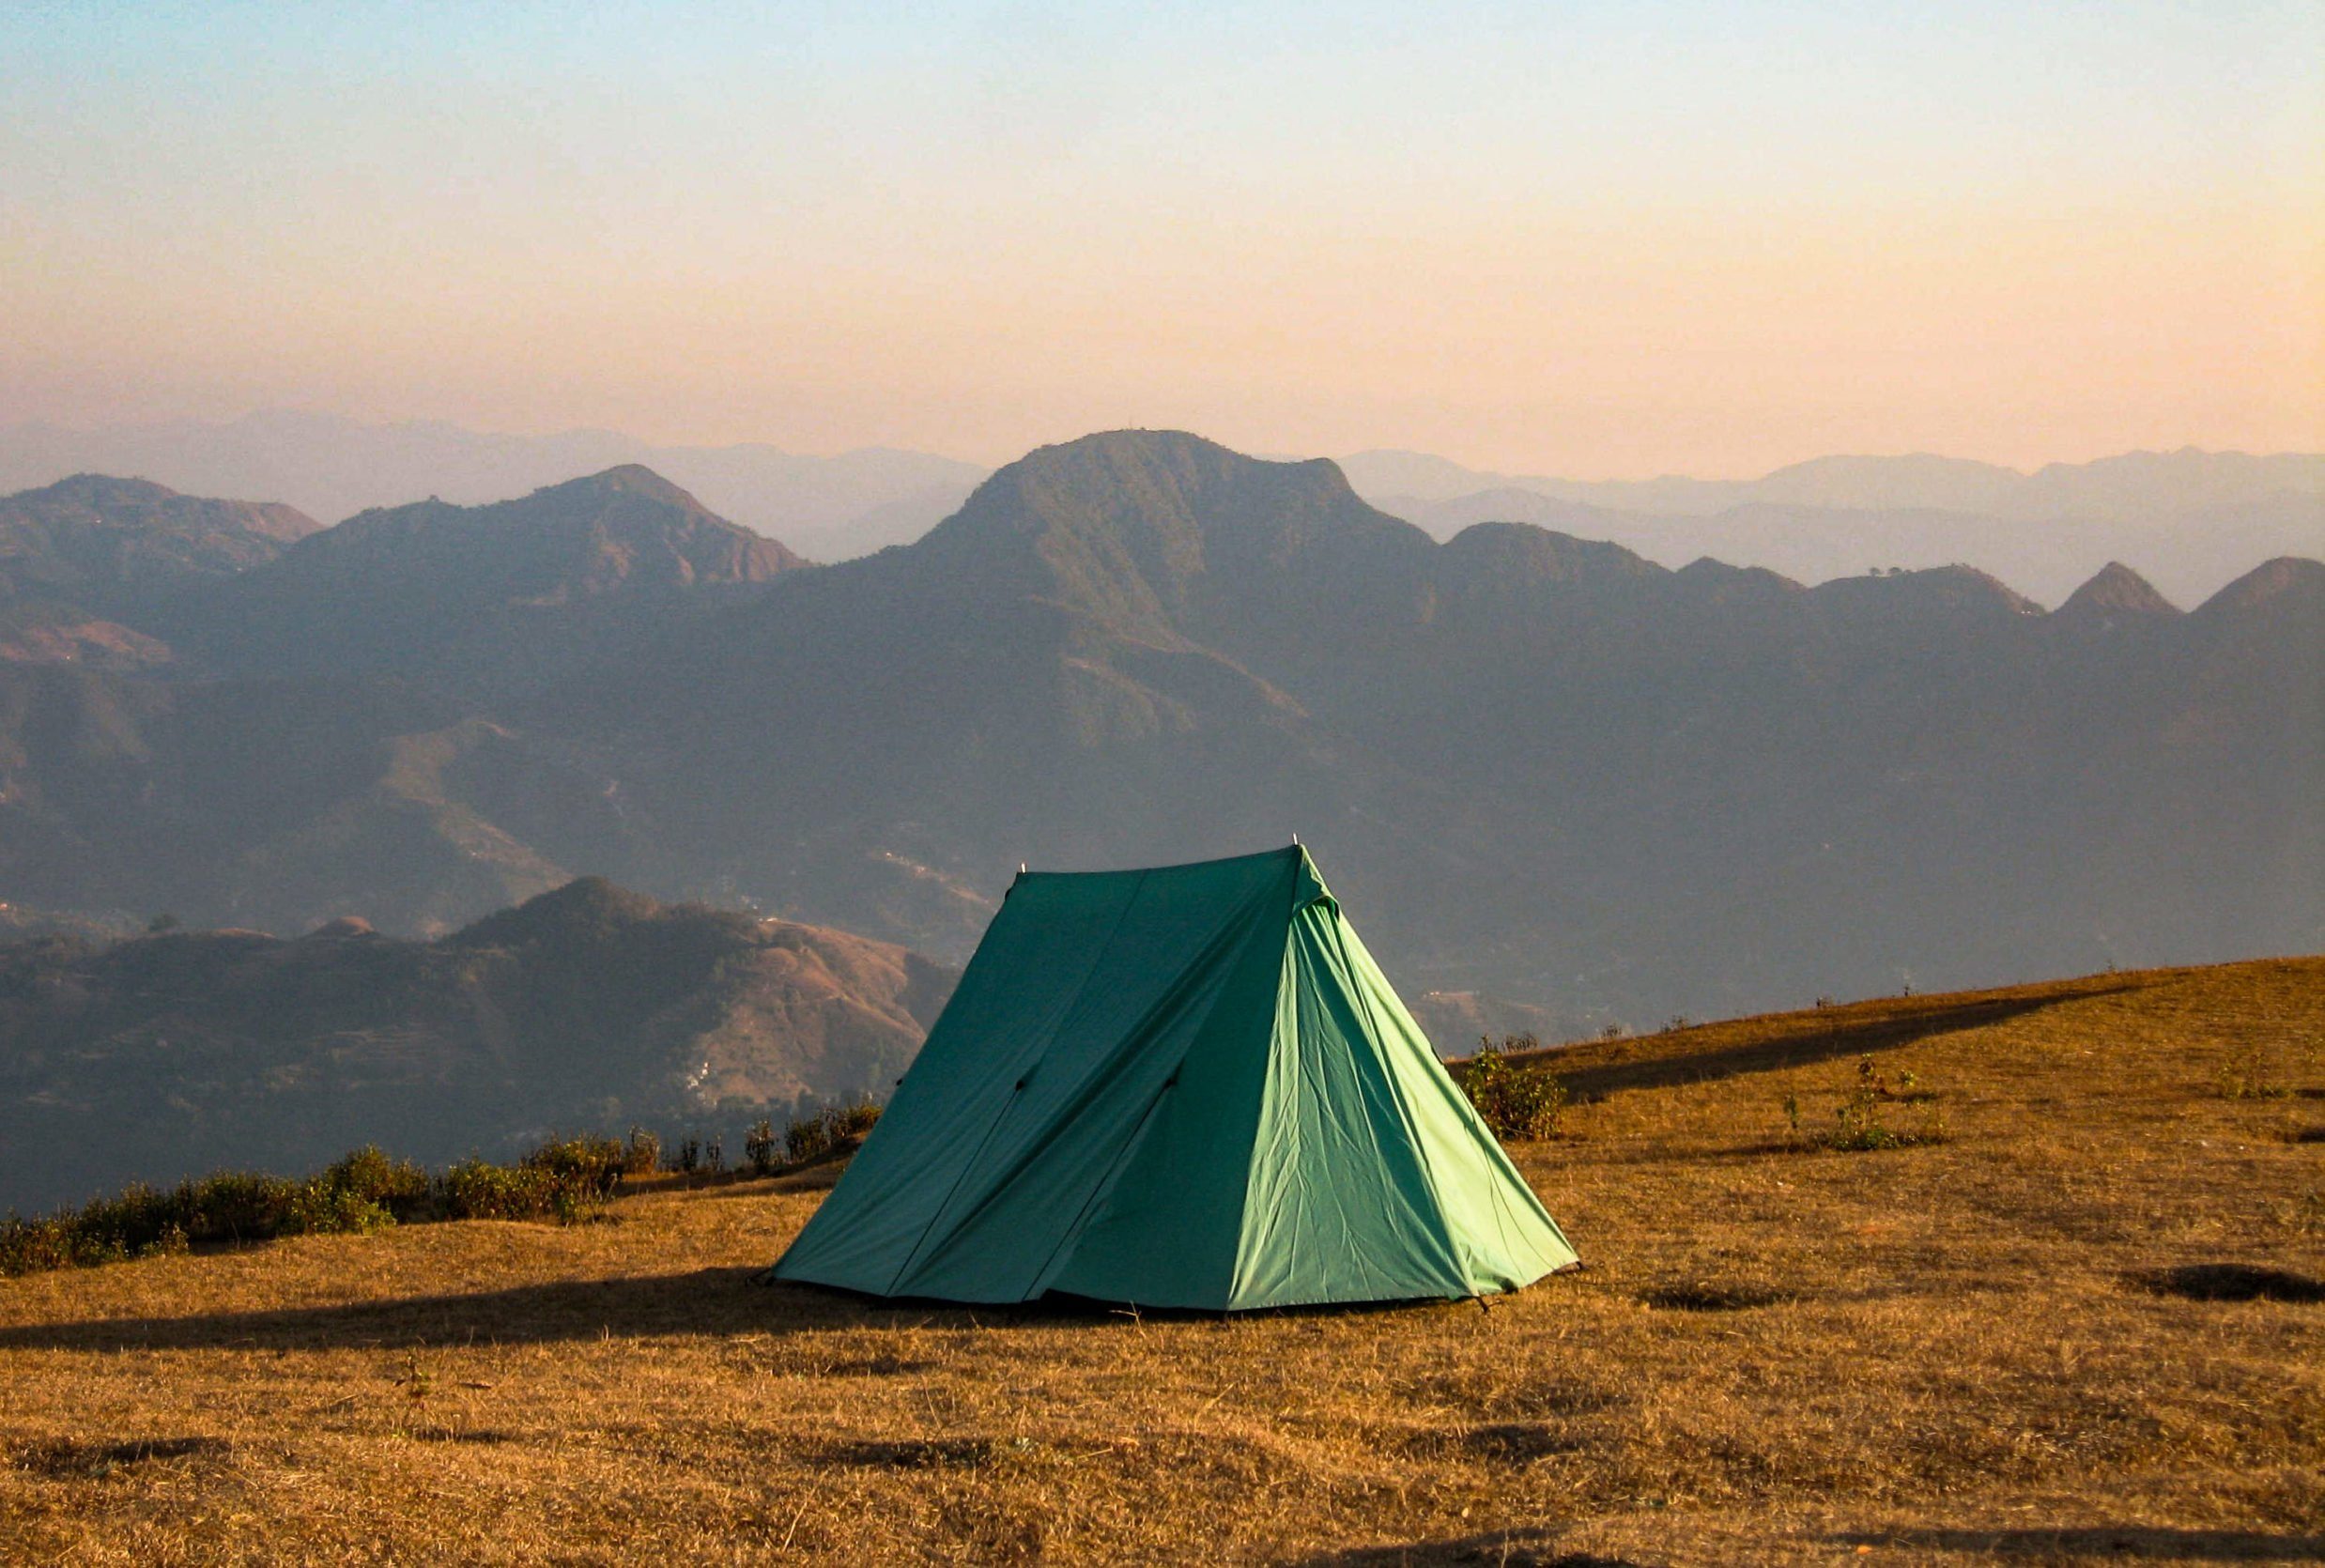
<box><xmin>1831</xmin><ymin>1526</ymin><xmax>2325</xmax><ymax>1560</ymax></box>
<box><xmin>0</xmin><ymin>1268</ymin><xmax>1514</xmax><ymax>1353</ymax></box>
<box><xmin>2130</xmin><ymin>1263</ymin><xmax>2325</xmax><ymax>1304</ymax></box>
<box><xmin>0</xmin><ymin>1268</ymin><xmax>962</xmax><ymax>1352</ymax></box>
<box><xmin>1556</xmin><ymin>985</ymin><xmax>2142</xmax><ymax>1099</ymax></box>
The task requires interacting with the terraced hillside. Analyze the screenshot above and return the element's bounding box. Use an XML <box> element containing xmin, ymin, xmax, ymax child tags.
<box><xmin>1</xmin><ymin>956</ymin><xmax>2318</xmax><ymax>1564</ymax></box>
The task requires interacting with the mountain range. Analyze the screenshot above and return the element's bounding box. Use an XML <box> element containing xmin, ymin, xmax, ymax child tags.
<box><xmin>1341</xmin><ymin>448</ymin><xmax>2324</xmax><ymax>606</ymax></box>
<box><xmin>1339</xmin><ymin>445</ymin><xmax>2325</xmax><ymax>515</ymax></box>
<box><xmin>0</xmin><ymin>429</ymin><xmax>2316</xmax><ymax>1064</ymax></box>
<box><xmin>0</xmin><ymin>878</ymin><xmax>956</xmax><ymax>1214</ymax></box>
<box><xmin>0</xmin><ymin>410</ymin><xmax>984</xmax><ymax>562</ymax></box>
<box><xmin>7</xmin><ymin>414</ymin><xmax>2317</xmax><ymax>603</ymax></box>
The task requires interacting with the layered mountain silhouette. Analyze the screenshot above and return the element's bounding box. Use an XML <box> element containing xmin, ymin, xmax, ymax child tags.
<box><xmin>0</xmin><ymin>410</ymin><xmax>984</xmax><ymax>557</ymax></box>
<box><xmin>0</xmin><ymin>878</ymin><xmax>957</xmax><ymax>1213</ymax></box>
<box><xmin>1344</xmin><ymin>448</ymin><xmax>2324</xmax><ymax>605</ymax></box>
<box><xmin>10</xmin><ymin>414</ymin><xmax>2317</xmax><ymax>597</ymax></box>
<box><xmin>0</xmin><ymin>431</ymin><xmax>2316</xmax><ymax>1053</ymax></box>
<box><xmin>1342</xmin><ymin>444</ymin><xmax>2325</xmax><ymax>516</ymax></box>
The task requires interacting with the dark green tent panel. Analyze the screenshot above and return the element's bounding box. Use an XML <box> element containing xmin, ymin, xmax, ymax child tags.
<box><xmin>771</xmin><ymin>846</ymin><xmax>1578</xmax><ymax>1310</ymax></box>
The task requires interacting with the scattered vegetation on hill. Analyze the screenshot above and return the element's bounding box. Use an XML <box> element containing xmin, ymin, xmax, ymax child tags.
<box><xmin>0</xmin><ymin>1144</ymin><xmax>607</xmax><ymax>1278</ymax></box>
<box><xmin>0</xmin><ymin>1104</ymin><xmax>883</xmax><ymax>1280</ymax></box>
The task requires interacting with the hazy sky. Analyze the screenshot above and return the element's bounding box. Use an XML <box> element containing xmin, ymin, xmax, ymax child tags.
<box><xmin>4</xmin><ymin>1</ymin><xmax>2320</xmax><ymax>475</ymax></box>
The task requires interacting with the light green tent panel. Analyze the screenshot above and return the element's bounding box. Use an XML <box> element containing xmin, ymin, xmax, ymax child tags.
<box><xmin>772</xmin><ymin>846</ymin><xmax>1578</xmax><ymax>1310</ymax></box>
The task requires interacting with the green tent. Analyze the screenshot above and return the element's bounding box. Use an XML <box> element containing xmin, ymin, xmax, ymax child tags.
<box><xmin>771</xmin><ymin>846</ymin><xmax>1578</xmax><ymax>1310</ymax></box>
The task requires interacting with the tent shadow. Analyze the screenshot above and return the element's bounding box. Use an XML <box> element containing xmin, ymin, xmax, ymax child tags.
<box><xmin>1556</xmin><ymin>983</ymin><xmax>2144</xmax><ymax>1099</ymax></box>
<box><xmin>1828</xmin><ymin>1527</ymin><xmax>2325</xmax><ymax>1560</ymax></box>
<box><xmin>0</xmin><ymin>1267</ymin><xmax>1553</xmax><ymax>1355</ymax></box>
<box><xmin>0</xmin><ymin>1268</ymin><xmax>993</xmax><ymax>1353</ymax></box>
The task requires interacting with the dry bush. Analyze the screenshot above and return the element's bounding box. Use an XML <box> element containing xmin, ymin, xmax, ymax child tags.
<box><xmin>1455</xmin><ymin>1037</ymin><xmax>1568</xmax><ymax>1141</ymax></box>
<box><xmin>783</xmin><ymin>1099</ymin><xmax>884</xmax><ymax>1164</ymax></box>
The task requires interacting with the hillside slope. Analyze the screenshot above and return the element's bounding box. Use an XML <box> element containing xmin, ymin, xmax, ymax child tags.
<box><xmin>0</xmin><ymin>954</ymin><xmax>2316</xmax><ymax>1562</ymax></box>
<box><xmin>0</xmin><ymin>476</ymin><xmax>323</xmax><ymax>671</ymax></box>
<box><xmin>0</xmin><ymin>879</ymin><xmax>957</xmax><ymax>1213</ymax></box>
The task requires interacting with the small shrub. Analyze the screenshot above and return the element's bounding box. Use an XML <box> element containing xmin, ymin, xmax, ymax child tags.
<box><xmin>745</xmin><ymin>1118</ymin><xmax>780</xmax><ymax>1176</ymax></box>
<box><xmin>438</xmin><ymin>1159</ymin><xmax>550</xmax><ymax>1221</ymax></box>
<box><xmin>320</xmin><ymin>1146</ymin><xmax>430</xmax><ymax>1218</ymax></box>
<box><xmin>783</xmin><ymin>1100</ymin><xmax>885</xmax><ymax>1165</ymax></box>
<box><xmin>623</xmin><ymin>1126</ymin><xmax>662</xmax><ymax>1175</ymax></box>
<box><xmin>1457</xmin><ymin>1040</ymin><xmax>1567</xmax><ymax>1143</ymax></box>
<box><xmin>784</xmin><ymin>1115</ymin><xmax>830</xmax><ymax>1164</ymax></box>
<box><xmin>675</xmin><ymin>1135</ymin><xmax>701</xmax><ymax>1175</ymax></box>
<box><xmin>1801</xmin><ymin>1056</ymin><xmax>1948</xmax><ymax>1151</ymax></box>
<box><xmin>284</xmin><ymin>1184</ymin><xmax>397</xmax><ymax>1236</ymax></box>
<box><xmin>520</xmin><ymin>1134</ymin><xmax>626</xmax><ymax>1199</ymax></box>
<box><xmin>138</xmin><ymin>1222</ymin><xmax>191</xmax><ymax>1260</ymax></box>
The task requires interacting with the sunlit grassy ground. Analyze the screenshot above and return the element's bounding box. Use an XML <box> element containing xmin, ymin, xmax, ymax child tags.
<box><xmin>2</xmin><ymin>957</ymin><xmax>2319</xmax><ymax>1565</ymax></box>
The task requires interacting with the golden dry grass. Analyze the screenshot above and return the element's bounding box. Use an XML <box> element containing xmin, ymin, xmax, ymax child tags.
<box><xmin>2</xmin><ymin>956</ymin><xmax>2320</xmax><ymax>1565</ymax></box>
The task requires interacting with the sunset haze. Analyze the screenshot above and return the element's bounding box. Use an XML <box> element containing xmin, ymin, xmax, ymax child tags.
<box><xmin>4</xmin><ymin>0</ymin><xmax>2318</xmax><ymax>475</ymax></box>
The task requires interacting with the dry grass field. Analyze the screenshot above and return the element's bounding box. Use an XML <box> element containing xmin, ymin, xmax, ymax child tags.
<box><xmin>2</xmin><ymin>957</ymin><xmax>2320</xmax><ymax>1565</ymax></box>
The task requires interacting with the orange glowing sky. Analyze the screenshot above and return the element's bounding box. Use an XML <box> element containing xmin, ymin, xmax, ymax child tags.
<box><xmin>3</xmin><ymin>2</ymin><xmax>2319</xmax><ymax>475</ymax></box>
